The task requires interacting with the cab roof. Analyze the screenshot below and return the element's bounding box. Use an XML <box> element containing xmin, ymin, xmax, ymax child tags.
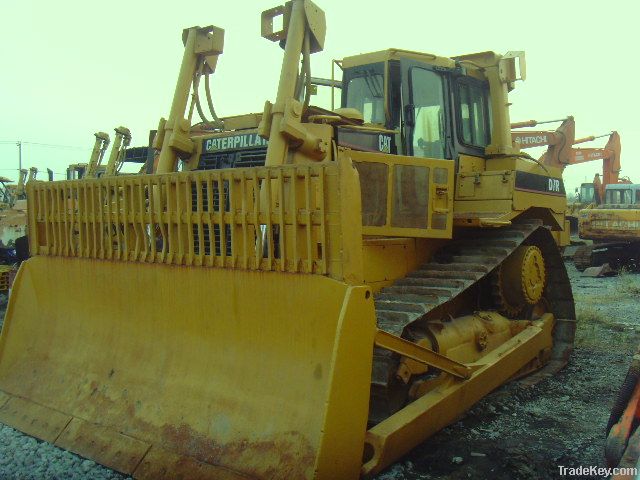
<box><xmin>605</xmin><ymin>183</ymin><xmax>640</xmax><ymax>190</ymax></box>
<box><xmin>341</xmin><ymin>49</ymin><xmax>456</xmax><ymax>70</ymax></box>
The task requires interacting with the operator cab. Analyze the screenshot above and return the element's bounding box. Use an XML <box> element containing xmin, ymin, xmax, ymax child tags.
<box><xmin>604</xmin><ymin>184</ymin><xmax>640</xmax><ymax>206</ymax></box>
<box><xmin>340</xmin><ymin>49</ymin><xmax>492</xmax><ymax>160</ymax></box>
<box><xmin>578</xmin><ymin>182</ymin><xmax>599</xmax><ymax>204</ymax></box>
<box><xmin>66</xmin><ymin>164</ymin><xmax>87</xmax><ymax>180</ymax></box>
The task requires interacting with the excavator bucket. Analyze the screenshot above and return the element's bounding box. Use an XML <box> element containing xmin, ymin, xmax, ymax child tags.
<box><xmin>0</xmin><ymin>163</ymin><xmax>375</xmax><ymax>479</ymax></box>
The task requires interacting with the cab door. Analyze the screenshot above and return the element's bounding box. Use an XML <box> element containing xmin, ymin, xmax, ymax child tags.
<box><xmin>400</xmin><ymin>61</ymin><xmax>454</xmax><ymax>160</ymax></box>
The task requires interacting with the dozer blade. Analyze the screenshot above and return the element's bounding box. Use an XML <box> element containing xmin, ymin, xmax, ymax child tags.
<box><xmin>0</xmin><ymin>256</ymin><xmax>376</xmax><ymax>479</ymax></box>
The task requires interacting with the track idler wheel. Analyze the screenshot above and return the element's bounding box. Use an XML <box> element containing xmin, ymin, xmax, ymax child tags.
<box><xmin>493</xmin><ymin>245</ymin><xmax>546</xmax><ymax>317</ymax></box>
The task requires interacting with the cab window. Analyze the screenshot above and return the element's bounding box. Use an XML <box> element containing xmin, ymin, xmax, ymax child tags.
<box><xmin>606</xmin><ymin>189</ymin><xmax>633</xmax><ymax>204</ymax></box>
<box><xmin>409</xmin><ymin>68</ymin><xmax>446</xmax><ymax>159</ymax></box>
<box><xmin>580</xmin><ymin>184</ymin><xmax>595</xmax><ymax>203</ymax></box>
<box><xmin>457</xmin><ymin>80</ymin><xmax>490</xmax><ymax>148</ymax></box>
<box><xmin>344</xmin><ymin>69</ymin><xmax>385</xmax><ymax>125</ymax></box>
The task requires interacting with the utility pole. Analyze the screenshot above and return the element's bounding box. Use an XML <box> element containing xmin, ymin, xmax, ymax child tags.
<box><xmin>16</xmin><ymin>141</ymin><xmax>22</xmax><ymax>172</ymax></box>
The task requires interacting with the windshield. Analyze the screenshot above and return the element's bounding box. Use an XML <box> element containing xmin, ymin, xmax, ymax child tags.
<box><xmin>579</xmin><ymin>184</ymin><xmax>595</xmax><ymax>203</ymax></box>
<box><xmin>344</xmin><ymin>70</ymin><xmax>385</xmax><ymax>125</ymax></box>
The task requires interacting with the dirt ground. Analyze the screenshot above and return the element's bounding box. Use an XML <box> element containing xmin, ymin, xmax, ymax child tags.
<box><xmin>378</xmin><ymin>262</ymin><xmax>640</xmax><ymax>480</ymax></box>
<box><xmin>0</xmin><ymin>261</ymin><xmax>638</xmax><ymax>479</ymax></box>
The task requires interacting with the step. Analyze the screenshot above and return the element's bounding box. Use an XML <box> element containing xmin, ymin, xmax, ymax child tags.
<box><xmin>384</xmin><ymin>285</ymin><xmax>455</xmax><ymax>298</ymax></box>
<box><xmin>425</xmin><ymin>262</ymin><xmax>490</xmax><ymax>273</ymax></box>
<box><xmin>408</xmin><ymin>269</ymin><xmax>483</xmax><ymax>281</ymax></box>
<box><xmin>395</xmin><ymin>277</ymin><xmax>467</xmax><ymax>289</ymax></box>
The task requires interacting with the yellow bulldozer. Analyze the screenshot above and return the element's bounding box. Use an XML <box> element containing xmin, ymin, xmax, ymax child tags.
<box><xmin>0</xmin><ymin>1</ymin><xmax>575</xmax><ymax>479</ymax></box>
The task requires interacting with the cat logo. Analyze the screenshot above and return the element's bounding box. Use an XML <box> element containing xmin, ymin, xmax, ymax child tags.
<box><xmin>204</xmin><ymin>133</ymin><xmax>268</xmax><ymax>152</ymax></box>
<box><xmin>378</xmin><ymin>135</ymin><xmax>391</xmax><ymax>153</ymax></box>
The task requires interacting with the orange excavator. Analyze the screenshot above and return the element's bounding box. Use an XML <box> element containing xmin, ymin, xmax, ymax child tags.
<box><xmin>571</xmin><ymin>131</ymin><xmax>628</xmax><ymax>206</ymax></box>
<box><xmin>606</xmin><ymin>346</ymin><xmax>640</xmax><ymax>478</ymax></box>
<box><xmin>511</xmin><ymin>116</ymin><xmax>576</xmax><ymax>168</ymax></box>
<box><xmin>511</xmin><ymin>117</ymin><xmax>575</xmax><ymax>245</ymax></box>
<box><xmin>512</xmin><ymin>121</ymin><xmax>627</xmax><ymax>234</ymax></box>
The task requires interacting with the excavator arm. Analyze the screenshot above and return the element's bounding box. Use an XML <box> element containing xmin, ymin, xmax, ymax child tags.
<box><xmin>511</xmin><ymin>116</ymin><xmax>575</xmax><ymax>168</ymax></box>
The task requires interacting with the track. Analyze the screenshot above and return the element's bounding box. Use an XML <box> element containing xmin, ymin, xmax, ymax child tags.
<box><xmin>370</xmin><ymin>220</ymin><xmax>576</xmax><ymax>422</ymax></box>
<box><xmin>574</xmin><ymin>242</ymin><xmax>640</xmax><ymax>272</ymax></box>
<box><xmin>573</xmin><ymin>244</ymin><xmax>594</xmax><ymax>271</ymax></box>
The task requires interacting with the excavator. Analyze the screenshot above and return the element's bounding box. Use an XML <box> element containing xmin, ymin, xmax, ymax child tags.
<box><xmin>606</xmin><ymin>345</ymin><xmax>640</xmax><ymax>478</ymax></box>
<box><xmin>103</xmin><ymin>127</ymin><xmax>132</xmax><ymax>176</ymax></box>
<box><xmin>575</xmin><ymin>182</ymin><xmax>640</xmax><ymax>271</ymax></box>
<box><xmin>85</xmin><ymin>131</ymin><xmax>110</xmax><ymax>178</ymax></box>
<box><xmin>571</xmin><ymin>132</ymin><xmax>638</xmax><ymax>271</ymax></box>
<box><xmin>511</xmin><ymin>123</ymin><xmax>626</xmax><ymax>236</ymax></box>
<box><xmin>567</xmin><ymin>132</ymin><xmax>627</xmax><ymax>236</ymax></box>
<box><xmin>0</xmin><ymin>2</ymin><xmax>575</xmax><ymax>479</ymax></box>
<box><xmin>571</xmin><ymin>131</ymin><xmax>627</xmax><ymax>205</ymax></box>
<box><xmin>511</xmin><ymin>116</ymin><xmax>576</xmax><ymax>168</ymax></box>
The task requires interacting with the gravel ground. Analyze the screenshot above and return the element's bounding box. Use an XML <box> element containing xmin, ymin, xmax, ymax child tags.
<box><xmin>0</xmin><ymin>262</ymin><xmax>638</xmax><ymax>479</ymax></box>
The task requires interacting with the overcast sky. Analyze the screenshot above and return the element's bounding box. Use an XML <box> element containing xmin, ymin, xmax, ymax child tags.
<box><xmin>1</xmin><ymin>0</ymin><xmax>638</xmax><ymax>191</ymax></box>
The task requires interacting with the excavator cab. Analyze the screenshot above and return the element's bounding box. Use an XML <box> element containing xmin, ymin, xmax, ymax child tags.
<box><xmin>578</xmin><ymin>182</ymin><xmax>599</xmax><ymax>205</ymax></box>
<box><xmin>66</xmin><ymin>163</ymin><xmax>88</xmax><ymax>180</ymax></box>
<box><xmin>604</xmin><ymin>184</ymin><xmax>640</xmax><ymax>206</ymax></box>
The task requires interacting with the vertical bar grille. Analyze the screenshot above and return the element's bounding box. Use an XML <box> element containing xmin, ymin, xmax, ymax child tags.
<box><xmin>28</xmin><ymin>165</ymin><xmax>340</xmax><ymax>277</ymax></box>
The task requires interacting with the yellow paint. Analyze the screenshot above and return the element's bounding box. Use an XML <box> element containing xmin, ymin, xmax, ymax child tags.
<box><xmin>0</xmin><ymin>256</ymin><xmax>375</xmax><ymax>480</ymax></box>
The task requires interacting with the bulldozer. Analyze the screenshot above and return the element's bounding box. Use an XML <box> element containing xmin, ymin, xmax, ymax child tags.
<box><xmin>0</xmin><ymin>168</ymin><xmax>36</xmax><ymax>262</ymax></box>
<box><xmin>103</xmin><ymin>126</ymin><xmax>132</xmax><ymax>176</ymax></box>
<box><xmin>0</xmin><ymin>1</ymin><xmax>575</xmax><ymax>479</ymax></box>
<box><xmin>0</xmin><ymin>168</ymin><xmax>35</xmax><ymax>289</ymax></box>
<box><xmin>66</xmin><ymin>128</ymin><xmax>134</xmax><ymax>180</ymax></box>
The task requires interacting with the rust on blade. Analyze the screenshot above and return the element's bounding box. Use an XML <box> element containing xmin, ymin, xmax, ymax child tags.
<box><xmin>55</xmin><ymin>417</ymin><xmax>151</xmax><ymax>475</ymax></box>
<box><xmin>157</xmin><ymin>423</ymin><xmax>315</xmax><ymax>480</ymax></box>
<box><xmin>134</xmin><ymin>446</ymin><xmax>255</xmax><ymax>480</ymax></box>
<box><xmin>0</xmin><ymin>391</ymin><xmax>9</xmax><ymax>408</ymax></box>
<box><xmin>0</xmin><ymin>394</ymin><xmax>71</xmax><ymax>443</ymax></box>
